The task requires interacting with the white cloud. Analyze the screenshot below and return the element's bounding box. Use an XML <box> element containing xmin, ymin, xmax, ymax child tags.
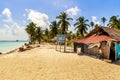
<box><xmin>91</xmin><ymin>16</ymin><xmax>100</xmax><ymax>25</ymax></box>
<box><xmin>27</xmin><ymin>9</ymin><xmax>50</xmax><ymax>29</ymax></box>
<box><xmin>2</xmin><ymin>8</ymin><xmax>13</xmax><ymax>23</ymax></box>
<box><xmin>2</xmin><ymin>8</ymin><xmax>11</xmax><ymax>18</ymax></box>
<box><xmin>66</xmin><ymin>6</ymin><xmax>80</xmax><ymax>17</ymax></box>
<box><xmin>0</xmin><ymin>8</ymin><xmax>28</xmax><ymax>40</ymax></box>
<box><xmin>0</xmin><ymin>24</ymin><xmax>28</xmax><ymax>40</ymax></box>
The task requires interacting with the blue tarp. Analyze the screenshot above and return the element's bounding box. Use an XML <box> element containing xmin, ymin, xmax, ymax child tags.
<box><xmin>116</xmin><ymin>44</ymin><xmax>120</xmax><ymax>59</ymax></box>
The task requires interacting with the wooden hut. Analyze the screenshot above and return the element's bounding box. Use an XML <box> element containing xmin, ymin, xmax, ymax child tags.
<box><xmin>73</xmin><ymin>27</ymin><xmax>120</xmax><ymax>61</ymax></box>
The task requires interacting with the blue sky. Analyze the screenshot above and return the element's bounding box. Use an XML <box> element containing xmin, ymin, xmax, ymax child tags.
<box><xmin>0</xmin><ymin>0</ymin><xmax>120</xmax><ymax>40</ymax></box>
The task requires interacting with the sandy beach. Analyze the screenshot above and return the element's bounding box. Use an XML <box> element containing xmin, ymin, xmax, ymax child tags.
<box><xmin>0</xmin><ymin>43</ymin><xmax>120</xmax><ymax>80</ymax></box>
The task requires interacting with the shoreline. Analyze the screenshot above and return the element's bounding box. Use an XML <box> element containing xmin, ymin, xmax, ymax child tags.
<box><xmin>0</xmin><ymin>46</ymin><xmax>21</xmax><ymax>57</ymax></box>
<box><xmin>0</xmin><ymin>41</ymin><xmax>28</xmax><ymax>54</ymax></box>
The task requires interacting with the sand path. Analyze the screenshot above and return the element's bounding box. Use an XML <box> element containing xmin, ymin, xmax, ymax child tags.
<box><xmin>0</xmin><ymin>44</ymin><xmax>120</xmax><ymax>80</ymax></box>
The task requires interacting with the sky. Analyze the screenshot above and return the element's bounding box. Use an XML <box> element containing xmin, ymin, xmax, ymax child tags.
<box><xmin>0</xmin><ymin>0</ymin><xmax>120</xmax><ymax>40</ymax></box>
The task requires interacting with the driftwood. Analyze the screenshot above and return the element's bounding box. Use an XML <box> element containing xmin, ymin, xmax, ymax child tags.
<box><xmin>19</xmin><ymin>44</ymin><xmax>35</xmax><ymax>52</ymax></box>
<box><xmin>19</xmin><ymin>47</ymin><xmax>25</xmax><ymax>52</ymax></box>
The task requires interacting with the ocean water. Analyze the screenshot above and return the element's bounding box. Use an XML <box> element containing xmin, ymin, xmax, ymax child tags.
<box><xmin>0</xmin><ymin>41</ymin><xmax>28</xmax><ymax>52</ymax></box>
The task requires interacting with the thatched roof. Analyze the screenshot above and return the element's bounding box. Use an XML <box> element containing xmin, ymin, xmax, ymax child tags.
<box><xmin>86</xmin><ymin>27</ymin><xmax>120</xmax><ymax>41</ymax></box>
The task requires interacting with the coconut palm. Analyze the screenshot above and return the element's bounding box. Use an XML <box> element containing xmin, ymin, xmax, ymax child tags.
<box><xmin>118</xmin><ymin>19</ymin><xmax>120</xmax><ymax>29</ymax></box>
<box><xmin>25</xmin><ymin>22</ymin><xmax>36</xmax><ymax>43</ymax></box>
<box><xmin>95</xmin><ymin>24</ymin><xmax>99</xmax><ymax>28</ymax></box>
<box><xmin>101</xmin><ymin>17</ymin><xmax>107</xmax><ymax>26</ymax></box>
<box><xmin>67</xmin><ymin>31</ymin><xmax>73</xmax><ymax>41</ymax></box>
<box><xmin>44</xmin><ymin>28</ymin><xmax>50</xmax><ymax>42</ymax></box>
<box><xmin>90</xmin><ymin>21</ymin><xmax>95</xmax><ymax>30</ymax></box>
<box><xmin>35</xmin><ymin>27</ymin><xmax>43</xmax><ymax>44</ymax></box>
<box><xmin>108</xmin><ymin>16</ymin><xmax>119</xmax><ymax>28</ymax></box>
<box><xmin>56</xmin><ymin>12</ymin><xmax>73</xmax><ymax>34</ymax></box>
<box><xmin>49</xmin><ymin>21</ymin><xmax>59</xmax><ymax>37</ymax></box>
<box><xmin>74</xmin><ymin>16</ymin><xmax>89</xmax><ymax>37</ymax></box>
<box><xmin>45</xmin><ymin>28</ymin><xmax>49</xmax><ymax>36</ymax></box>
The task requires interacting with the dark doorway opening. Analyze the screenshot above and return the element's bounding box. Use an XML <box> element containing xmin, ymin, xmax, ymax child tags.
<box><xmin>109</xmin><ymin>42</ymin><xmax>115</xmax><ymax>61</ymax></box>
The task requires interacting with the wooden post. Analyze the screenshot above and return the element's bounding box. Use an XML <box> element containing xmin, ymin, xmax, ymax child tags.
<box><xmin>56</xmin><ymin>42</ymin><xmax>57</xmax><ymax>51</ymax></box>
<box><xmin>60</xmin><ymin>42</ymin><xmax>61</xmax><ymax>52</ymax></box>
<box><xmin>64</xmin><ymin>42</ymin><xmax>66</xmax><ymax>53</ymax></box>
<box><xmin>115</xmin><ymin>43</ymin><xmax>117</xmax><ymax>61</ymax></box>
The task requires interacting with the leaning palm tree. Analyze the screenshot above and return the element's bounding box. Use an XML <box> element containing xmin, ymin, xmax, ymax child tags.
<box><xmin>56</xmin><ymin>12</ymin><xmax>73</xmax><ymax>34</ymax></box>
<box><xmin>74</xmin><ymin>16</ymin><xmax>89</xmax><ymax>37</ymax></box>
<box><xmin>25</xmin><ymin>22</ymin><xmax>36</xmax><ymax>43</ymax></box>
<box><xmin>101</xmin><ymin>17</ymin><xmax>107</xmax><ymax>26</ymax></box>
<box><xmin>49</xmin><ymin>21</ymin><xmax>59</xmax><ymax>37</ymax></box>
<box><xmin>35</xmin><ymin>27</ymin><xmax>43</xmax><ymax>44</ymax></box>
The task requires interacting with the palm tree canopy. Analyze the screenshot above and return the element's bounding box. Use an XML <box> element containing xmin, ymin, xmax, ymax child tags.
<box><xmin>101</xmin><ymin>17</ymin><xmax>107</xmax><ymax>26</ymax></box>
<box><xmin>108</xmin><ymin>16</ymin><xmax>120</xmax><ymax>29</ymax></box>
<box><xmin>25</xmin><ymin>22</ymin><xmax>36</xmax><ymax>35</ymax></box>
<box><xmin>25</xmin><ymin>22</ymin><xmax>36</xmax><ymax>42</ymax></box>
<box><xmin>74</xmin><ymin>16</ymin><xmax>89</xmax><ymax>37</ymax></box>
<box><xmin>90</xmin><ymin>21</ymin><xmax>94</xmax><ymax>28</ymax></box>
<box><xmin>56</xmin><ymin>12</ymin><xmax>73</xmax><ymax>34</ymax></box>
<box><xmin>45</xmin><ymin>28</ymin><xmax>49</xmax><ymax>36</ymax></box>
<box><xmin>35</xmin><ymin>27</ymin><xmax>43</xmax><ymax>43</ymax></box>
<box><xmin>50</xmin><ymin>21</ymin><xmax>59</xmax><ymax>37</ymax></box>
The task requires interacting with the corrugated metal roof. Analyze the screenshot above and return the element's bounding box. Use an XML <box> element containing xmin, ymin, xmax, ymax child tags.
<box><xmin>74</xmin><ymin>35</ymin><xmax>114</xmax><ymax>44</ymax></box>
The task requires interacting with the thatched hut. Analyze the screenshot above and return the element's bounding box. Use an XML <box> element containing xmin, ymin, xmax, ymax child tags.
<box><xmin>74</xmin><ymin>27</ymin><xmax>120</xmax><ymax>61</ymax></box>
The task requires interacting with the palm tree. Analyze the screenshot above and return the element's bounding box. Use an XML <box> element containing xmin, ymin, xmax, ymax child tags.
<box><xmin>35</xmin><ymin>27</ymin><xmax>43</xmax><ymax>44</ymax></box>
<box><xmin>44</xmin><ymin>28</ymin><xmax>50</xmax><ymax>42</ymax></box>
<box><xmin>74</xmin><ymin>16</ymin><xmax>89</xmax><ymax>37</ymax></box>
<box><xmin>56</xmin><ymin>12</ymin><xmax>73</xmax><ymax>34</ymax></box>
<box><xmin>67</xmin><ymin>31</ymin><xmax>72</xmax><ymax>41</ymax></box>
<box><xmin>25</xmin><ymin>22</ymin><xmax>36</xmax><ymax>43</ymax></box>
<box><xmin>101</xmin><ymin>17</ymin><xmax>107</xmax><ymax>26</ymax></box>
<box><xmin>118</xmin><ymin>19</ymin><xmax>120</xmax><ymax>29</ymax></box>
<box><xmin>45</xmin><ymin>28</ymin><xmax>49</xmax><ymax>36</ymax></box>
<box><xmin>108</xmin><ymin>16</ymin><xmax>119</xmax><ymax>29</ymax></box>
<box><xmin>90</xmin><ymin>21</ymin><xmax>95</xmax><ymax>30</ymax></box>
<box><xmin>50</xmin><ymin>21</ymin><xmax>59</xmax><ymax>37</ymax></box>
<box><xmin>95</xmin><ymin>24</ymin><xmax>99</xmax><ymax>28</ymax></box>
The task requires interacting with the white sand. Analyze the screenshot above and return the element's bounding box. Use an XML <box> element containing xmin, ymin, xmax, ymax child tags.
<box><xmin>0</xmin><ymin>44</ymin><xmax>120</xmax><ymax>80</ymax></box>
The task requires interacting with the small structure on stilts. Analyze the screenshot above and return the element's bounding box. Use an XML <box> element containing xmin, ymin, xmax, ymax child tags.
<box><xmin>56</xmin><ymin>34</ymin><xmax>66</xmax><ymax>53</ymax></box>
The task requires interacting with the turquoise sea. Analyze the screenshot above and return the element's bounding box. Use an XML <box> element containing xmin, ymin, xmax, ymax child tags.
<box><xmin>0</xmin><ymin>41</ymin><xmax>28</xmax><ymax>52</ymax></box>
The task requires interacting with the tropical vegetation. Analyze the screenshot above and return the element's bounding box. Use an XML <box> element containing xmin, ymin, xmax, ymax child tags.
<box><xmin>56</xmin><ymin>12</ymin><xmax>73</xmax><ymax>34</ymax></box>
<box><xmin>25</xmin><ymin>12</ymin><xmax>120</xmax><ymax>44</ymax></box>
<box><xmin>74</xmin><ymin>16</ymin><xmax>89</xmax><ymax>37</ymax></box>
<box><xmin>49</xmin><ymin>21</ymin><xmax>59</xmax><ymax>38</ymax></box>
<box><xmin>25</xmin><ymin>22</ymin><xmax>43</xmax><ymax>44</ymax></box>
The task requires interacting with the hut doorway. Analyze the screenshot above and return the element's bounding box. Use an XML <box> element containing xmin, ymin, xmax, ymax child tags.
<box><xmin>109</xmin><ymin>42</ymin><xmax>115</xmax><ymax>61</ymax></box>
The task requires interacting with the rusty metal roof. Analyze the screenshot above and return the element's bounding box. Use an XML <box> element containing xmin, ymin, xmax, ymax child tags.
<box><xmin>74</xmin><ymin>34</ymin><xmax>115</xmax><ymax>44</ymax></box>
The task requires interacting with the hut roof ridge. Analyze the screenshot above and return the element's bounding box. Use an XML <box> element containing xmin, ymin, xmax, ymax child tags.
<box><xmin>86</xmin><ymin>26</ymin><xmax>120</xmax><ymax>41</ymax></box>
